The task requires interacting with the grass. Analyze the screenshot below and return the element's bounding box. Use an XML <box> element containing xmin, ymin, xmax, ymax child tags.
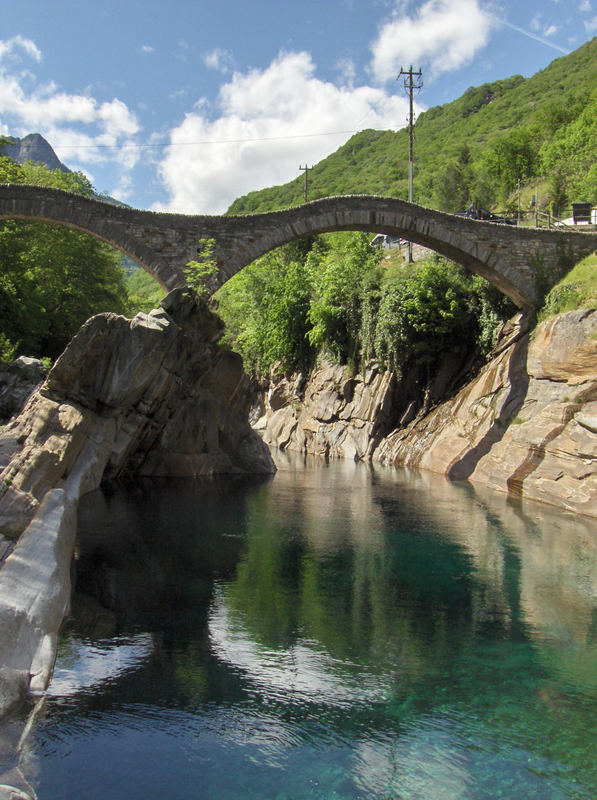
<box><xmin>538</xmin><ymin>252</ymin><xmax>597</xmax><ymax>320</ymax></box>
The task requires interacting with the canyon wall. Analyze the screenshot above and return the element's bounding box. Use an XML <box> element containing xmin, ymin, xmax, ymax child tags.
<box><xmin>258</xmin><ymin>309</ymin><xmax>597</xmax><ymax>518</ymax></box>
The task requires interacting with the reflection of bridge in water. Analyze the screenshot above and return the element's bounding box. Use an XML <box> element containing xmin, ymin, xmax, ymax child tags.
<box><xmin>1</xmin><ymin>184</ymin><xmax>596</xmax><ymax>309</ymax></box>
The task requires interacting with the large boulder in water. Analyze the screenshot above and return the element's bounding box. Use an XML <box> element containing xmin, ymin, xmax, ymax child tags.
<box><xmin>0</xmin><ymin>289</ymin><xmax>274</xmax><ymax>720</ymax></box>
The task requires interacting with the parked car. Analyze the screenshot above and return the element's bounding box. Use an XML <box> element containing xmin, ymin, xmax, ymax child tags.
<box><xmin>370</xmin><ymin>234</ymin><xmax>408</xmax><ymax>249</ymax></box>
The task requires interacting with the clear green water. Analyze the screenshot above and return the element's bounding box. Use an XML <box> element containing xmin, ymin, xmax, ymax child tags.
<box><xmin>26</xmin><ymin>454</ymin><xmax>597</xmax><ymax>799</ymax></box>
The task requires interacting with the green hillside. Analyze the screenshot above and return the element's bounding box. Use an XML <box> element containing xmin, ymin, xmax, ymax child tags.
<box><xmin>228</xmin><ymin>37</ymin><xmax>597</xmax><ymax>216</ymax></box>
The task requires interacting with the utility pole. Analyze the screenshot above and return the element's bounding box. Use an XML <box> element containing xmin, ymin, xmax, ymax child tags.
<box><xmin>398</xmin><ymin>65</ymin><xmax>423</xmax><ymax>263</ymax></box>
<box><xmin>299</xmin><ymin>164</ymin><xmax>311</xmax><ymax>203</ymax></box>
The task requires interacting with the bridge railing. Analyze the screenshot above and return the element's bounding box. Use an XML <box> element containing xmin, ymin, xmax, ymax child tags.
<box><xmin>517</xmin><ymin>205</ymin><xmax>596</xmax><ymax>229</ymax></box>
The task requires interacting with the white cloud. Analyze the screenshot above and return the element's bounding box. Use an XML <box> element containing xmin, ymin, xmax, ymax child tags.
<box><xmin>155</xmin><ymin>51</ymin><xmax>415</xmax><ymax>214</ymax></box>
<box><xmin>0</xmin><ymin>35</ymin><xmax>41</xmax><ymax>63</ymax></box>
<box><xmin>585</xmin><ymin>14</ymin><xmax>597</xmax><ymax>31</ymax></box>
<box><xmin>0</xmin><ymin>36</ymin><xmax>141</xmax><ymax>199</ymax></box>
<box><xmin>140</xmin><ymin>45</ymin><xmax>154</xmax><ymax>54</ymax></box>
<box><xmin>97</xmin><ymin>98</ymin><xmax>139</xmax><ymax>137</ymax></box>
<box><xmin>203</xmin><ymin>48</ymin><xmax>234</xmax><ymax>74</ymax></box>
<box><xmin>544</xmin><ymin>24</ymin><xmax>559</xmax><ymax>36</ymax></box>
<box><xmin>579</xmin><ymin>1</ymin><xmax>591</xmax><ymax>11</ymax></box>
<box><xmin>335</xmin><ymin>57</ymin><xmax>357</xmax><ymax>87</ymax></box>
<box><xmin>370</xmin><ymin>0</ymin><xmax>494</xmax><ymax>83</ymax></box>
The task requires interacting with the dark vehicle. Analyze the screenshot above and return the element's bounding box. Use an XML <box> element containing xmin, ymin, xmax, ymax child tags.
<box><xmin>454</xmin><ymin>206</ymin><xmax>516</xmax><ymax>224</ymax></box>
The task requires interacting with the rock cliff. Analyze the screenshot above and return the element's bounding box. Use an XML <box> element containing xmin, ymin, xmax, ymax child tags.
<box><xmin>256</xmin><ymin>363</ymin><xmax>398</xmax><ymax>461</ymax></box>
<box><xmin>0</xmin><ymin>288</ymin><xmax>274</xmax><ymax>727</ymax></box>
<box><xmin>258</xmin><ymin>309</ymin><xmax>597</xmax><ymax>518</ymax></box>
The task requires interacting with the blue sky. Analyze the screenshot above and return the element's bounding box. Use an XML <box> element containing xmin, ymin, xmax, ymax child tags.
<box><xmin>1</xmin><ymin>0</ymin><xmax>595</xmax><ymax>213</ymax></box>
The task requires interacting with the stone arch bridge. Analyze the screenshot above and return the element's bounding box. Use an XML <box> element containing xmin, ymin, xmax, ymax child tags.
<box><xmin>1</xmin><ymin>184</ymin><xmax>596</xmax><ymax>309</ymax></box>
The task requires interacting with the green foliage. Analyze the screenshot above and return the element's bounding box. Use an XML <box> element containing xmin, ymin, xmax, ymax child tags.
<box><xmin>0</xmin><ymin>332</ymin><xmax>18</xmax><ymax>366</ymax></box>
<box><xmin>306</xmin><ymin>232</ymin><xmax>382</xmax><ymax>366</ymax></box>
<box><xmin>217</xmin><ymin>244</ymin><xmax>315</xmax><ymax>375</ymax></box>
<box><xmin>217</xmin><ymin>234</ymin><xmax>513</xmax><ymax>382</ymax></box>
<box><xmin>540</xmin><ymin>86</ymin><xmax>597</xmax><ymax>206</ymax></box>
<box><xmin>483</xmin><ymin>128</ymin><xmax>540</xmax><ymax>202</ymax></box>
<box><xmin>0</xmin><ymin>160</ymin><xmax>129</xmax><ymax>359</ymax></box>
<box><xmin>19</xmin><ymin>161</ymin><xmax>95</xmax><ymax>196</ymax></box>
<box><xmin>124</xmin><ymin>267</ymin><xmax>166</xmax><ymax>314</ymax></box>
<box><xmin>538</xmin><ymin>252</ymin><xmax>597</xmax><ymax>320</ymax></box>
<box><xmin>374</xmin><ymin>258</ymin><xmax>512</xmax><ymax>375</ymax></box>
<box><xmin>183</xmin><ymin>237</ymin><xmax>219</xmax><ymax>299</ymax></box>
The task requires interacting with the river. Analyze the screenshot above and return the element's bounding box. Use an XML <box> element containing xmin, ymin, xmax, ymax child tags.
<box><xmin>22</xmin><ymin>452</ymin><xmax>597</xmax><ymax>799</ymax></box>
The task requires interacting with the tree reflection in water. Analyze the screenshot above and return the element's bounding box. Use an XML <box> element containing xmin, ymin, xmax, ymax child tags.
<box><xmin>27</xmin><ymin>453</ymin><xmax>597</xmax><ymax>800</ymax></box>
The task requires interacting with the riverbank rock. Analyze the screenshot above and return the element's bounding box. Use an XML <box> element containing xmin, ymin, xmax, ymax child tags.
<box><xmin>257</xmin><ymin>362</ymin><xmax>398</xmax><ymax>461</ymax></box>
<box><xmin>0</xmin><ymin>357</ymin><xmax>48</xmax><ymax>423</ymax></box>
<box><xmin>1</xmin><ymin>290</ymin><xmax>274</xmax><ymax>517</ymax></box>
<box><xmin>374</xmin><ymin>310</ymin><xmax>597</xmax><ymax>517</ymax></box>
<box><xmin>257</xmin><ymin>310</ymin><xmax>597</xmax><ymax>517</ymax></box>
<box><xmin>0</xmin><ymin>288</ymin><xmax>274</xmax><ymax>718</ymax></box>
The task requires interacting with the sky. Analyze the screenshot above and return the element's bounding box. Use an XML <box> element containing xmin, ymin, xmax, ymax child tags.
<box><xmin>1</xmin><ymin>0</ymin><xmax>595</xmax><ymax>214</ymax></box>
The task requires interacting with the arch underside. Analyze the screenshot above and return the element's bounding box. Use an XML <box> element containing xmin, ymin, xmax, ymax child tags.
<box><xmin>0</xmin><ymin>211</ymin><xmax>173</xmax><ymax>290</ymax></box>
<box><xmin>223</xmin><ymin>220</ymin><xmax>528</xmax><ymax>307</ymax></box>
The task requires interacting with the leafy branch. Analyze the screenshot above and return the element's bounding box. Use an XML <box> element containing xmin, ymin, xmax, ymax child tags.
<box><xmin>183</xmin><ymin>237</ymin><xmax>218</xmax><ymax>299</ymax></box>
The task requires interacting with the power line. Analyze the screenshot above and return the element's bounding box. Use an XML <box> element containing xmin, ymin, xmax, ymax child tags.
<box><xmin>49</xmin><ymin>128</ymin><xmax>361</xmax><ymax>151</ymax></box>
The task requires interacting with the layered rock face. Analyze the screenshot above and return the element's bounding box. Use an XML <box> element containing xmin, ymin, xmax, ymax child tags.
<box><xmin>0</xmin><ymin>289</ymin><xmax>274</xmax><ymax>528</ymax></box>
<box><xmin>0</xmin><ymin>289</ymin><xmax>274</xmax><ymax>725</ymax></box>
<box><xmin>256</xmin><ymin>363</ymin><xmax>398</xmax><ymax>461</ymax></box>
<box><xmin>375</xmin><ymin>309</ymin><xmax>597</xmax><ymax>517</ymax></box>
<box><xmin>259</xmin><ymin>310</ymin><xmax>597</xmax><ymax>518</ymax></box>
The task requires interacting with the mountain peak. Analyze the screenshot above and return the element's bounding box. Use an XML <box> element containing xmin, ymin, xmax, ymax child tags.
<box><xmin>1</xmin><ymin>133</ymin><xmax>71</xmax><ymax>173</ymax></box>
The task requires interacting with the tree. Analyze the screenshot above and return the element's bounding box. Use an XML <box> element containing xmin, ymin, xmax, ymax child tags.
<box><xmin>434</xmin><ymin>145</ymin><xmax>475</xmax><ymax>211</ymax></box>
<box><xmin>373</xmin><ymin>257</ymin><xmax>512</xmax><ymax>378</ymax></box>
<box><xmin>484</xmin><ymin>128</ymin><xmax>539</xmax><ymax>201</ymax></box>
<box><xmin>306</xmin><ymin>232</ymin><xmax>381</xmax><ymax>367</ymax></box>
<box><xmin>0</xmin><ymin>159</ymin><xmax>128</xmax><ymax>361</ymax></box>
<box><xmin>217</xmin><ymin>245</ymin><xmax>315</xmax><ymax>375</ymax></box>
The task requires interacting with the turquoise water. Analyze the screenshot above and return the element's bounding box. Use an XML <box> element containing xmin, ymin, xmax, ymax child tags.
<box><xmin>26</xmin><ymin>454</ymin><xmax>597</xmax><ymax>799</ymax></box>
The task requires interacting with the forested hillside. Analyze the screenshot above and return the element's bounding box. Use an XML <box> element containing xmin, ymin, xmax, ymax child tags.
<box><xmin>218</xmin><ymin>38</ymin><xmax>597</xmax><ymax>393</ymax></box>
<box><xmin>228</xmin><ymin>37</ymin><xmax>597</xmax><ymax>217</ymax></box>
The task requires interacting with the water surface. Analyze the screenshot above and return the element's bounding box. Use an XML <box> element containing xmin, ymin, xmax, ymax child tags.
<box><xmin>26</xmin><ymin>454</ymin><xmax>597</xmax><ymax>798</ymax></box>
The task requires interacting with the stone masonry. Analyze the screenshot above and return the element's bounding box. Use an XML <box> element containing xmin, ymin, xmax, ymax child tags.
<box><xmin>0</xmin><ymin>184</ymin><xmax>595</xmax><ymax>308</ymax></box>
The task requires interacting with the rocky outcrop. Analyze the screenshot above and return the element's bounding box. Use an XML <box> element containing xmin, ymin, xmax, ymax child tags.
<box><xmin>1</xmin><ymin>133</ymin><xmax>70</xmax><ymax>173</ymax></box>
<box><xmin>0</xmin><ymin>357</ymin><xmax>48</xmax><ymax>423</ymax></box>
<box><xmin>373</xmin><ymin>310</ymin><xmax>597</xmax><ymax>517</ymax></box>
<box><xmin>257</xmin><ymin>362</ymin><xmax>398</xmax><ymax>461</ymax></box>
<box><xmin>0</xmin><ymin>289</ymin><xmax>274</xmax><ymax>727</ymax></box>
<box><xmin>259</xmin><ymin>310</ymin><xmax>597</xmax><ymax>518</ymax></box>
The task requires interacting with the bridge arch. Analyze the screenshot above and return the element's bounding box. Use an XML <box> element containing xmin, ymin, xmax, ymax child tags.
<box><xmin>0</xmin><ymin>185</ymin><xmax>595</xmax><ymax>309</ymax></box>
